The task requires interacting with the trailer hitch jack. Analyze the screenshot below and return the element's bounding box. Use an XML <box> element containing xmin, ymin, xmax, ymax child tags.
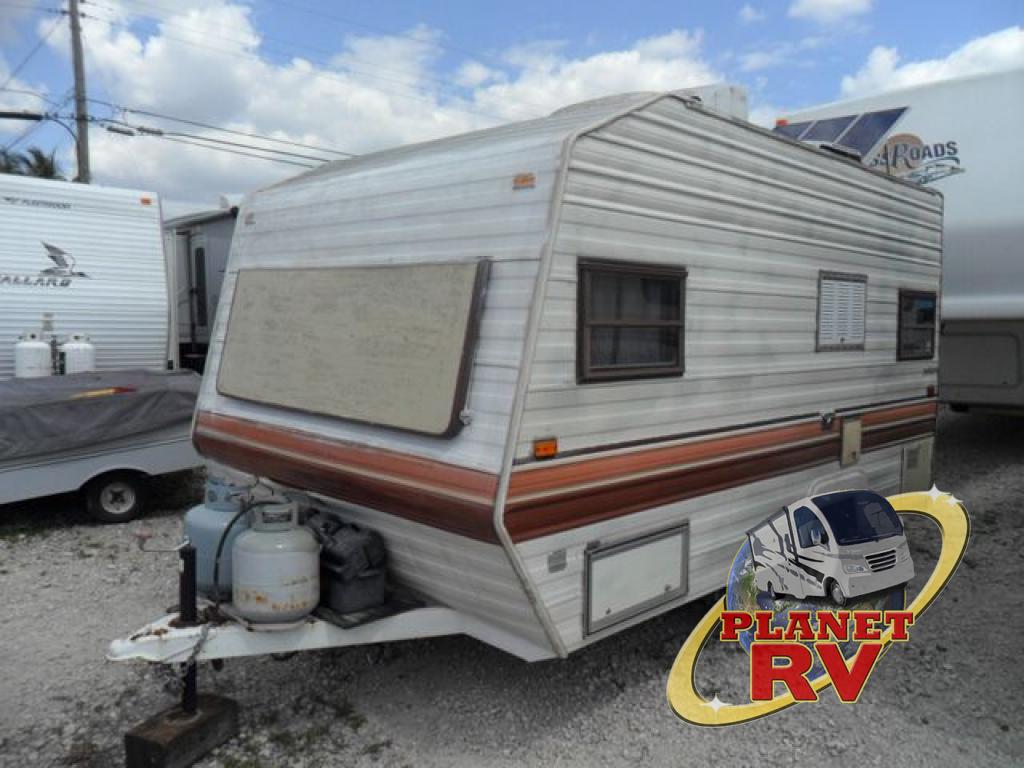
<box><xmin>122</xmin><ymin>542</ymin><xmax>239</xmax><ymax>767</ymax></box>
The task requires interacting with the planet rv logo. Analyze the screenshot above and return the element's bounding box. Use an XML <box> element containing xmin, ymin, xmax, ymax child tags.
<box><xmin>0</xmin><ymin>242</ymin><xmax>89</xmax><ymax>287</ymax></box>
<box><xmin>869</xmin><ymin>133</ymin><xmax>964</xmax><ymax>185</ymax></box>
<box><xmin>666</xmin><ymin>488</ymin><xmax>969</xmax><ymax>725</ymax></box>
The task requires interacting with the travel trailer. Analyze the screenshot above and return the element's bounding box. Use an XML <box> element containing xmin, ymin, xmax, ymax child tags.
<box><xmin>164</xmin><ymin>200</ymin><xmax>239</xmax><ymax>372</ymax></box>
<box><xmin>749</xmin><ymin>490</ymin><xmax>914</xmax><ymax>605</ymax></box>
<box><xmin>0</xmin><ymin>175</ymin><xmax>177</xmax><ymax>378</ymax></box>
<box><xmin>110</xmin><ymin>89</ymin><xmax>942</xmax><ymax>667</ymax></box>
<box><xmin>0</xmin><ymin>370</ymin><xmax>201</xmax><ymax>521</ymax></box>
<box><xmin>778</xmin><ymin>67</ymin><xmax>1024</xmax><ymax>411</ymax></box>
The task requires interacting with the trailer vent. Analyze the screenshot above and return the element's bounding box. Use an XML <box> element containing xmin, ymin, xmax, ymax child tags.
<box><xmin>865</xmin><ymin>549</ymin><xmax>897</xmax><ymax>572</ymax></box>
<box><xmin>817</xmin><ymin>271</ymin><xmax>867</xmax><ymax>351</ymax></box>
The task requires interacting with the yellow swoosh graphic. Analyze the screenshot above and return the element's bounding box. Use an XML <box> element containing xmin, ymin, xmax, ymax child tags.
<box><xmin>666</xmin><ymin>490</ymin><xmax>970</xmax><ymax>726</ymax></box>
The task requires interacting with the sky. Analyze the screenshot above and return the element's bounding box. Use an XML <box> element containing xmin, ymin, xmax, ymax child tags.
<box><xmin>0</xmin><ymin>0</ymin><xmax>1021</xmax><ymax>207</ymax></box>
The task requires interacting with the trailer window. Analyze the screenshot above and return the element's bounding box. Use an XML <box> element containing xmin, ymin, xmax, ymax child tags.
<box><xmin>898</xmin><ymin>290</ymin><xmax>936</xmax><ymax>360</ymax></box>
<box><xmin>817</xmin><ymin>271</ymin><xmax>867</xmax><ymax>351</ymax></box>
<box><xmin>578</xmin><ymin>260</ymin><xmax>686</xmax><ymax>382</ymax></box>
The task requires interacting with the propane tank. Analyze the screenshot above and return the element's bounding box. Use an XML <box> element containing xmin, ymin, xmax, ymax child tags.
<box><xmin>232</xmin><ymin>501</ymin><xmax>320</xmax><ymax>623</ymax></box>
<box><xmin>184</xmin><ymin>469</ymin><xmax>251</xmax><ymax>599</ymax></box>
<box><xmin>15</xmin><ymin>332</ymin><xmax>52</xmax><ymax>378</ymax></box>
<box><xmin>61</xmin><ymin>333</ymin><xmax>96</xmax><ymax>374</ymax></box>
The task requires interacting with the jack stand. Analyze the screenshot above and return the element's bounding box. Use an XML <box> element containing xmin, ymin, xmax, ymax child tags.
<box><xmin>124</xmin><ymin>543</ymin><xmax>239</xmax><ymax>768</ymax></box>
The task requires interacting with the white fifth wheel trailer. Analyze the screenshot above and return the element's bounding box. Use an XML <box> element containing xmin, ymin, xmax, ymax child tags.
<box><xmin>777</xmin><ymin>67</ymin><xmax>1024</xmax><ymax>411</ymax></box>
<box><xmin>163</xmin><ymin>201</ymin><xmax>239</xmax><ymax>373</ymax></box>
<box><xmin>0</xmin><ymin>174</ymin><xmax>177</xmax><ymax>378</ymax></box>
<box><xmin>110</xmin><ymin>89</ymin><xmax>941</xmax><ymax>666</ymax></box>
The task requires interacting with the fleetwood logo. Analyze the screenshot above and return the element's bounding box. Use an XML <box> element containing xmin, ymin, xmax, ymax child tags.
<box><xmin>0</xmin><ymin>242</ymin><xmax>89</xmax><ymax>287</ymax></box>
<box><xmin>666</xmin><ymin>488</ymin><xmax>969</xmax><ymax>725</ymax></box>
<box><xmin>869</xmin><ymin>133</ymin><xmax>963</xmax><ymax>184</ymax></box>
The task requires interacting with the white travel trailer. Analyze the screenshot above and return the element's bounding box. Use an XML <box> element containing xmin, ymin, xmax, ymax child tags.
<box><xmin>0</xmin><ymin>175</ymin><xmax>177</xmax><ymax>378</ymax></box>
<box><xmin>779</xmin><ymin>68</ymin><xmax>1024</xmax><ymax>410</ymax></box>
<box><xmin>749</xmin><ymin>490</ymin><xmax>914</xmax><ymax>605</ymax></box>
<box><xmin>164</xmin><ymin>200</ymin><xmax>239</xmax><ymax>372</ymax></box>
<box><xmin>111</xmin><ymin>89</ymin><xmax>942</xmax><ymax>666</ymax></box>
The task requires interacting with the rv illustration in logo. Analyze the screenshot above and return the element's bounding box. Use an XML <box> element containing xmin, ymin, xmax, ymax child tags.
<box><xmin>40</xmin><ymin>242</ymin><xmax>89</xmax><ymax>278</ymax></box>
<box><xmin>748</xmin><ymin>490</ymin><xmax>914</xmax><ymax>605</ymax></box>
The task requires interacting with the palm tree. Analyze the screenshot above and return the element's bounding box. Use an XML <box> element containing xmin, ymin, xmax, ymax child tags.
<box><xmin>0</xmin><ymin>148</ymin><xmax>24</xmax><ymax>174</ymax></box>
<box><xmin>20</xmin><ymin>147</ymin><xmax>64</xmax><ymax>179</ymax></box>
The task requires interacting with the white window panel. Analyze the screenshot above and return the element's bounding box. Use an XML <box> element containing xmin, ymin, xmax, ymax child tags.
<box><xmin>817</xmin><ymin>271</ymin><xmax>867</xmax><ymax>351</ymax></box>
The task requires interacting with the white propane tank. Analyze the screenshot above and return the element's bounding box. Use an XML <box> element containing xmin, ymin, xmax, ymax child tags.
<box><xmin>15</xmin><ymin>332</ymin><xmax>52</xmax><ymax>378</ymax></box>
<box><xmin>231</xmin><ymin>501</ymin><xmax>320</xmax><ymax>623</ymax></box>
<box><xmin>61</xmin><ymin>333</ymin><xmax>96</xmax><ymax>374</ymax></box>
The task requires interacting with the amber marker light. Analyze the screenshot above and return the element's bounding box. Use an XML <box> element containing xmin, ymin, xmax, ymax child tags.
<box><xmin>533</xmin><ymin>438</ymin><xmax>558</xmax><ymax>460</ymax></box>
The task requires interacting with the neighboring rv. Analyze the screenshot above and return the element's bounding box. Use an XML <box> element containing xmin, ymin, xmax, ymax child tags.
<box><xmin>163</xmin><ymin>201</ymin><xmax>239</xmax><ymax>372</ymax></box>
<box><xmin>778</xmin><ymin>68</ymin><xmax>1024</xmax><ymax>411</ymax></box>
<box><xmin>0</xmin><ymin>175</ymin><xmax>176</xmax><ymax>378</ymax></box>
<box><xmin>749</xmin><ymin>490</ymin><xmax>914</xmax><ymax>605</ymax></box>
<box><xmin>111</xmin><ymin>89</ymin><xmax>941</xmax><ymax>665</ymax></box>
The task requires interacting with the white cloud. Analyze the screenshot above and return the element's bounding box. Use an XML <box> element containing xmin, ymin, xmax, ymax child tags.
<box><xmin>39</xmin><ymin>4</ymin><xmax>720</xmax><ymax>202</ymax></box>
<box><xmin>740</xmin><ymin>36</ymin><xmax>825</xmax><ymax>72</ymax></box>
<box><xmin>747</xmin><ymin>103</ymin><xmax>782</xmax><ymax>128</ymax></box>
<box><xmin>840</xmin><ymin>26</ymin><xmax>1024</xmax><ymax>98</ymax></box>
<box><xmin>738</xmin><ymin>5</ymin><xmax>766</xmax><ymax>24</ymax></box>
<box><xmin>454</xmin><ymin>60</ymin><xmax>501</xmax><ymax>88</ymax></box>
<box><xmin>788</xmin><ymin>0</ymin><xmax>871</xmax><ymax>25</ymax></box>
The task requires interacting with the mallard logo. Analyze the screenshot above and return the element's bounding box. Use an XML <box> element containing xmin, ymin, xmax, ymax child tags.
<box><xmin>0</xmin><ymin>242</ymin><xmax>90</xmax><ymax>287</ymax></box>
<box><xmin>869</xmin><ymin>133</ymin><xmax>963</xmax><ymax>184</ymax></box>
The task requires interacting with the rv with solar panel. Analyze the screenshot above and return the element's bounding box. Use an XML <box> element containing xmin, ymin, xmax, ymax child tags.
<box><xmin>778</xmin><ymin>67</ymin><xmax>1024</xmax><ymax>412</ymax></box>
<box><xmin>749</xmin><ymin>490</ymin><xmax>914</xmax><ymax>605</ymax></box>
<box><xmin>110</xmin><ymin>87</ymin><xmax>943</xmax><ymax>668</ymax></box>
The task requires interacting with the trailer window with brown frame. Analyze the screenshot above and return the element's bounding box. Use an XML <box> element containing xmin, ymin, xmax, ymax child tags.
<box><xmin>577</xmin><ymin>259</ymin><xmax>686</xmax><ymax>383</ymax></box>
<box><xmin>898</xmin><ymin>289</ymin><xmax>937</xmax><ymax>360</ymax></box>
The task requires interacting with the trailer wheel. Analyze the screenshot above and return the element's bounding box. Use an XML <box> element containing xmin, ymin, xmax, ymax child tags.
<box><xmin>828</xmin><ymin>579</ymin><xmax>846</xmax><ymax>606</ymax></box>
<box><xmin>85</xmin><ymin>471</ymin><xmax>148</xmax><ymax>523</ymax></box>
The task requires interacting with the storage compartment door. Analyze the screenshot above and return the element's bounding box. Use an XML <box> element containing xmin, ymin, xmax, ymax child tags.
<box><xmin>901</xmin><ymin>437</ymin><xmax>934</xmax><ymax>492</ymax></box>
<box><xmin>585</xmin><ymin>523</ymin><xmax>689</xmax><ymax>635</ymax></box>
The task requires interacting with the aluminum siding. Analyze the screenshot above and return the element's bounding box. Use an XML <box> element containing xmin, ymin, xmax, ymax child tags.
<box><xmin>518</xmin><ymin>98</ymin><xmax>943</xmax><ymax>457</ymax></box>
<box><xmin>518</xmin><ymin>443</ymin><xmax>907</xmax><ymax>651</ymax></box>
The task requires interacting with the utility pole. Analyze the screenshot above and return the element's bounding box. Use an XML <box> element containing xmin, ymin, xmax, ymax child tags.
<box><xmin>68</xmin><ymin>0</ymin><xmax>90</xmax><ymax>183</ymax></box>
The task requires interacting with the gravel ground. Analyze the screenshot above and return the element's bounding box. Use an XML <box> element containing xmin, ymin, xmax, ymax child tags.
<box><xmin>1</xmin><ymin>408</ymin><xmax>1021</xmax><ymax>768</ymax></box>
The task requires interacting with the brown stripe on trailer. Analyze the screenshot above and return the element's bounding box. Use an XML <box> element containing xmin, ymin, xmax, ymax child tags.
<box><xmin>193</xmin><ymin>401</ymin><xmax>935</xmax><ymax>546</ymax></box>
<box><xmin>505</xmin><ymin>401</ymin><xmax>937</xmax><ymax>541</ymax></box>
<box><xmin>194</xmin><ymin>412</ymin><xmax>501</xmax><ymax>542</ymax></box>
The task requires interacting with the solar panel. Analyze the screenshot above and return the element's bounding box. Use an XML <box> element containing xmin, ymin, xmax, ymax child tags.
<box><xmin>773</xmin><ymin>121</ymin><xmax>811</xmax><ymax>140</ymax></box>
<box><xmin>802</xmin><ymin>115</ymin><xmax>857</xmax><ymax>143</ymax></box>
<box><xmin>836</xmin><ymin>108</ymin><xmax>907</xmax><ymax>157</ymax></box>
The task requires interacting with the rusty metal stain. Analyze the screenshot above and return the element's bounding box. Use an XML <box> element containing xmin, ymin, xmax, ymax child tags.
<box><xmin>129</xmin><ymin>626</ymin><xmax>170</xmax><ymax>642</ymax></box>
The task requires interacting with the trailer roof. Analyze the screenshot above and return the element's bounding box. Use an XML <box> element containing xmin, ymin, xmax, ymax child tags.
<box><xmin>264</xmin><ymin>88</ymin><xmax>940</xmax><ymax>200</ymax></box>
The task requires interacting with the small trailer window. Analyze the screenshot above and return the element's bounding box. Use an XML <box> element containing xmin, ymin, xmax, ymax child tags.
<box><xmin>816</xmin><ymin>271</ymin><xmax>867</xmax><ymax>351</ymax></box>
<box><xmin>898</xmin><ymin>290</ymin><xmax>937</xmax><ymax>360</ymax></box>
<box><xmin>578</xmin><ymin>260</ymin><xmax>686</xmax><ymax>383</ymax></box>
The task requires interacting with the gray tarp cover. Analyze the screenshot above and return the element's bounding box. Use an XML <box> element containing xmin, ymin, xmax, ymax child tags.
<box><xmin>0</xmin><ymin>369</ymin><xmax>200</xmax><ymax>462</ymax></box>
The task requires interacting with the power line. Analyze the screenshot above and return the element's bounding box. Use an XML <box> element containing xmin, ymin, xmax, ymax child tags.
<box><xmin>0</xmin><ymin>87</ymin><xmax>65</xmax><ymax>108</ymax></box>
<box><xmin>89</xmin><ymin>99</ymin><xmax>356</xmax><ymax>157</ymax></box>
<box><xmin>2</xmin><ymin>91</ymin><xmax>73</xmax><ymax>151</ymax></box>
<box><xmin>0</xmin><ymin>15</ymin><xmax>65</xmax><ymax>92</ymax></box>
<box><xmin>93</xmin><ymin>114</ymin><xmax>334</xmax><ymax>162</ymax></box>
<box><xmin>106</xmin><ymin>130</ymin><xmax>317</xmax><ymax>168</ymax></box>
